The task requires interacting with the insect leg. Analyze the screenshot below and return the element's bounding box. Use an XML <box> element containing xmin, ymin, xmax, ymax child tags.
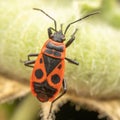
<box><xmin>65</xmin><ymin>57</ymin><xmax>79</xmax><ymax>65</ymax></box>
<box><xmin>47</xmin><ymin>79</ymin><xmax>67</xmax><ymax>119</ymax></box>
<box><xmin>65</xmin><ymin>29</ymin><xmax>78</xmax><ymax>48</ymax></box>
<box><xmin>21</xmin><ymin>60</ymin><xmax>35</xmax><ymax>68</ymax></box>
<box><xmin>20</xmin><ymin>53</ymin><xmax>38</xmax><ymax>67</ymax></box>
<box><xmin>27</xmin><ymin>53</ymin><xmax>39</xmax><ymax>60</ymax></box>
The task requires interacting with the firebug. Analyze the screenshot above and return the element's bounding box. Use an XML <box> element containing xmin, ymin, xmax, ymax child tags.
<box><xmin>21</xmin><ymin>8</ymin><xmax>99</xmax><ymax>119</ymax></box>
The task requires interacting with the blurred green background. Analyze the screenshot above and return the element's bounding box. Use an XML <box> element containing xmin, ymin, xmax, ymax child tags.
<box><xmin>0</xmin><ymin>0</ymin><xmax>120</xmax><ymax>120</ymax></box>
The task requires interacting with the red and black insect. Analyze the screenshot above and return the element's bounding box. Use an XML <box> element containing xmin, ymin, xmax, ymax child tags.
<box><xmin>22</xmin><ymin>8</ymin><xmax>99</xmax><ymax>119</ymax></box>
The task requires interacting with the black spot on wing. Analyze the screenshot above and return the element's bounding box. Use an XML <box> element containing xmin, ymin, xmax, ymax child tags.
<box><xmin>58</xmin><ymin>64</ymin><xmax>62</xmax><ymax>69</ymax></box>
<box><xmin>40</xmin><ymin>58</ymin><xmax>42</xmax><ymax>63</ymax></box>
<box><xmin>51</xmin><ymin>74</ymin><xmax>60</xmax><ymax>84</ymax></box>
<box><xmin>35</xmin><ymin>69</ymin><xmax>43</xmax><ymax>79</ymax></box>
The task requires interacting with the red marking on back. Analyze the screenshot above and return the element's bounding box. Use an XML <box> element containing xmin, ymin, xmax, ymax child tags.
<box><xmin>30</xmin><ymin>39</ymin><xmax>66</xmax><ymax>101</ymax></box>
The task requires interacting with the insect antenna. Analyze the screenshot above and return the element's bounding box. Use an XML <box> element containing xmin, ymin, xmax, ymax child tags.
<box><xmin>60</xmin><ymin>24</ymin><xmax>63</xmax><ymax>32</ymax></box>
<box><xmin>64</xmin><ymin>11</ymin><xmax>100</xmax><ymax>35</ymax></box>
<box><xmin>33</xmin><ymin>8</ymin><xmax>57</xmax><ymax>31</ymax></box>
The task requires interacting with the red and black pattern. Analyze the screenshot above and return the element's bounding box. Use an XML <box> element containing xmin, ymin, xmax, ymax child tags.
<box><xmin>22</xmin><ymin>8</ymin><xmax>98</xmax><ymax>119</ymax></box>
<box><xmin>30</xmin><ymin>39</ymin><xmax>66</xmax><ymax>102</ymax></box>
